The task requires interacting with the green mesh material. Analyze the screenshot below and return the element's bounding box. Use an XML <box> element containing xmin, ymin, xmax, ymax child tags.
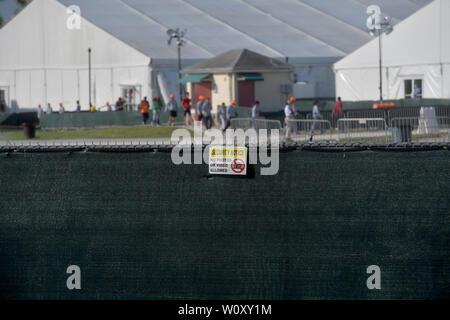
<box><xmin>0</xmin><ymin>112</ymin><xmax>39</xmax><ymax>126</ymax></box>
<box><xmin>0</xmin><ymin>150</ymin><xmax>448</xmax><ymax>299</ymax></box>
<box><xmin>39</xmin><ymin>111</ymin><xmax>185</xmax><ymax>129</ymax></box>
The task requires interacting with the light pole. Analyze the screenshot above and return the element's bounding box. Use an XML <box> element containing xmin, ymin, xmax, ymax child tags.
<box><xmin>367</xmin><ymin>5</ymin><xmax>393</xmax><ymax>103</ymax></box>
<box><xmin>88</xmin><ymin>48</ymin><xmax>92</xmax><ymax>109</ymax></box>
<box><xmin>167</xmin><ymin>28</ymin><xmax>187</xmax><ymax>100</ymax></box>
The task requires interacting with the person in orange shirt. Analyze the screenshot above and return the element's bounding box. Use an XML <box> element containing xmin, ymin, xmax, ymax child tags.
<box><xmin>140</xmin><ymin>97</ymin><xmax>150</xmax><ymax>125</ymax></box>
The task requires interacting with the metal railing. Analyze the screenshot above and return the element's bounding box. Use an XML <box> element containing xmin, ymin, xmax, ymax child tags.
<box><xmin>285</xmin><ymin>119</ymin><xmax>333</xmax><ymax>142</ymax></box>
<box><xmin>390</xmin><ymin>116</ymin><xmax>450</xmax><ymax>143</ymax></box>
<box><xmin>337</xmin><ymin>118</ymin><xmax>388</xmax><ymax>143</ymax></box>
<box><xmin>230</xmin><ymin>118</ymin><xmax>282</xmax><ymax>131</ymax></box>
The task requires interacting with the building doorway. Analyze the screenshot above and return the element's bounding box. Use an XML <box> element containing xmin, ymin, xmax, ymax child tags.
<box><xmin>237</xmin><ymin>81</ymin><xmax>255</xmax><ymax>107</ymax></box>
<box><xmin>193</xmin><ymin>82</ymin><xmax>212</xmax><ymax>110</ymax></box>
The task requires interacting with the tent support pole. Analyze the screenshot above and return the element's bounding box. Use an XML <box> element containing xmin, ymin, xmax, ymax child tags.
<box><xmin>178</xmin><ymin>44</ymin><xmax>182</xmax><ymax>100</ymax></box>
<box><xmin>88</xmin><ymin>48</ymin><xmax>92</xmax><ymax>108</ymax></box>
<box><xmin>378</xmin><ymin>31</ymin><xmax>383</xmax><ymax>103</ymax></box>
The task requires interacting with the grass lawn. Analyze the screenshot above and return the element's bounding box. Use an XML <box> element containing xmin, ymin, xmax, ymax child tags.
<box><xmin>1</xmin><ymin>126</ymin><xmax>189</xmax><ymax>140</ymax></box>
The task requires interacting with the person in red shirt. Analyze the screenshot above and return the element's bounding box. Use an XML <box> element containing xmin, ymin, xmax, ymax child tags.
<box><xmin>332</xmin><ymin>97</ymin><xmax>343</xmax><ymax>130</ymax></box>
<box><xmin>182</xmin><ymin>92</ymin><xmax>193</xmax><ymax>126</ymax></box>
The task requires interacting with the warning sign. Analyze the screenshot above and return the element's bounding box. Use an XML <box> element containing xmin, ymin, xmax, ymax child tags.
<box><xmin>209</xmin><ymin>146</ymin><xmax>248</xmax><ymax>175</ymax></box>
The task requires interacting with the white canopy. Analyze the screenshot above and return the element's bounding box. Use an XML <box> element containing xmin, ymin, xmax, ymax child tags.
<box><xmin>334</xmin><ymin>0</ymin><xmax>450</xmax><ymax>100</ymax></box>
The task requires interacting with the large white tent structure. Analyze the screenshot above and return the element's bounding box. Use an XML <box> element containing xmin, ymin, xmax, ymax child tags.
<box><xmin>334</xmin><ymin>0</ymin><xmax>449</xmax><ymax>101</ymax></box>
<box><xmin>0</xmin><ymin>0</ymin><xmax>432</xmax><ymax>111</ymax></box>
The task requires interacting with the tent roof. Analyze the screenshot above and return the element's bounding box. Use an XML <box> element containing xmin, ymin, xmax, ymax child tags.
<box><xmin>334</xmin><ymin>0</ymin><xmax>449</xmax><ymax>70</ymax></box>
<box><xmin>181</xmin><ymin>49</ymin><xmax>294</xmax><ymax>73</ymax></box>
<box><xmin>54</xmin><ymin>0</ymin><xmax>432</xmax><ymax>64</ymax></box>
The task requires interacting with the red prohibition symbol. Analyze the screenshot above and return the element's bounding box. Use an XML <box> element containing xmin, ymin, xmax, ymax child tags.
<box><xmin>231</xmin><ymin>158</ymin><xmax>246</xmax><ymax>173</ymax></box>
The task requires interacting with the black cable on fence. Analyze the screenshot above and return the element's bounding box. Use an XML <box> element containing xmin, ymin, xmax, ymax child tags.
<box><xmin>0</xmin><ymin>142</ymin><xmax>448</xmax><ymax>154</ymax></box>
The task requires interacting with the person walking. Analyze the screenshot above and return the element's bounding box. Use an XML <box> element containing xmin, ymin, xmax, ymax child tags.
<box><xmin>140</xmin><ymin>97</ymin><xmax>150</xmax><ymax>125</ymax></box>
<box><xmin>37</xmin><ymin>104</ymin><xmax>42</xmax><ymax>119</ymax></box>
<box><xmin>165</xmin><ymin>94</ymin><xmax>178</xmax><ymax>126</ymax></box>
<box><xmin>202</xmin><ymin>97</ymin><xmax>213</xmax><ymax>129</ymax></box>
<box><xmin>115</xmin><ymin>97</ymin><xmax>124</xmax><ymax>111</ymax></box>
<box><xmin>182</xmin><ymin>92</ymin><xmax>193</xmax><ymax>126</ymax></box>
<box><xmin>252</xmin><ymin>101</ymin><xmax>261</xmax><ymax>118</ymax></box>
<box><xmin>46</xmin><ymin>103</ymin><xmax>53</xmax><ymax>114</ymax></box>
<box><xmin>332</xmin><ymin>97</ymin><xmax>343</xmax><ymax>130</ymax></box>
<box><xmin>152</xmin><ymin>97</ymin><xmax>161</xmax><ymax>126</ymax></box>
<box><xmin>226</xmin><ymin>100</ymin><xmax>237</xmax><ymax>130</ymax></box>
<box><xmin>196</xmin><ymin>96</ymin><xmax>204</xmax><ymax>123</ymax></box>
<box><xmin>284</xmin><ymin>98</ymin><xmax>295</xmax><ymax>139</ymax></box>
<box><xmin>219</xmin><ymin>103</ymin><xmax>227</xmax><ymax>132</ymax></box>
<box><xmin>310</xmin><ymin>100</ymin><xmax>323</xmax><ymax>141</ymax></box>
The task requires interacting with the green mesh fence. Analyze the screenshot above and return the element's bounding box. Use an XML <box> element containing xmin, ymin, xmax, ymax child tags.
<box><xmin>0</xmin><ymin>112</ymin><xmax>39</xmax><ymax>126</ymax></box>
<box><xmin>39</xmin><ymin>111</ymin><xmax>185</xmax><ymax>130</ymax></box>
<box><xmin>0</xmin><ymin>150</ymin><xmax>448</xmax><ymax>299</ymax></box>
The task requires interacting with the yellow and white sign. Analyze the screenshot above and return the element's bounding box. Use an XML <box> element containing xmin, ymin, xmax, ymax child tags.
<box><xmin>209</xmin><ymin>146</ymin><xmax>248</xmax><ymax>175</ymax></box>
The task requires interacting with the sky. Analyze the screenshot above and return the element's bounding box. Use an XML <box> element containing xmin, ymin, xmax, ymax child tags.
<box><xmin>0</xmin><ymin>0</ymin><xmax>20</xmax><ymax>26</ymax></box>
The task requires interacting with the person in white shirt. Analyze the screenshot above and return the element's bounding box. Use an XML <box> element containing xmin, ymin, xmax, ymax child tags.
<box><xmin>252</xmin><ymin>101</ymin><xmax>261</xmax><ymax>119</ymax></box>
<box><xmin>37</xmin><ymin>104</ymin><xmax>42</xmax><ymax>119</ymax></box>
<box><xmin>46</xmin><ymin>103</ymin><xmax>53</xmax><ymax>114</ymax></box>
<box><xmin>58</xmin><ymin>102</ymin><xmax>65</xmax><ymax>114</ymax></box>
<box><xmin>310</xmin><ymin>100</ymin><xmax>323</xmax><ymax>141</ymax></box>
<box><xmin>284</xmin><ymin>97</ymin><xmax>296</xmax><ymax>139</ymax></box>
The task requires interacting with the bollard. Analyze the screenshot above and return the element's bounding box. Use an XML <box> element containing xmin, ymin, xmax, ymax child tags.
<box><xmin>23</xmin><ymin>123</ymin><xmax>36</xmax><ymax>139</ymax></box>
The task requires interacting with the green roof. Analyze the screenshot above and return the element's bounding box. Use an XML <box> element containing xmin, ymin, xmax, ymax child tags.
<box><xmin>179</xmin><ymin>73</ymin><xmax>210</xmax><ymax>84</ymax></box>
<box><xmin>238</xmin><ymin>73</ymin><xmax>264</xmax><ymax>81</ymax></box>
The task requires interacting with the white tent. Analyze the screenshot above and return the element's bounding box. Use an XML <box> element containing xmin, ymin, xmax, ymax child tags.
<box><xmin>0</xmin><ymin>0</ymin><xmax>432</xmax><ymax>111</ymax></box>
<box><xmin>334</xmin><ymin>0</ymin><xmax>449</xmax><ymax>101</ymax></box>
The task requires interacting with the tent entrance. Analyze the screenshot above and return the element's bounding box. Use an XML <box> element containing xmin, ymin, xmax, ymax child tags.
<box><xmin>120</xmin><ymin>85</ymin><xmax>142</xmax><ymax>111</ymax></box>
<box><xmin>0</xmin><ymin>87</ymin><xmax>9</xmax><ymax>112</ymax></box>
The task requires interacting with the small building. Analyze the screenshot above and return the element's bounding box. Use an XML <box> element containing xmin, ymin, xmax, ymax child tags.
<box><xmin>181</xmin><ymin>49</ymin><xmax>295</xmax><ymax>112</ymax></box>
<box><xmin>334</xmin><ymin>0</ymin><xmax>450</xmax><ymax>101</ymax></box>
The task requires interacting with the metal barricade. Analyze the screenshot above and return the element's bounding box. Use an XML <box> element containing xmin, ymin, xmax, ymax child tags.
<box><xmin>230</xmin><ymin>118</ymin><xmax>282</xmax><ymax>131</ymax></box>
<box><xmin>285</xmin><ymin>119</ymin><xmax>333</xmax><ymax>142</ymax></box>
<box><xmin>390</xmin><ymin>116</ymin><xmax>450</xmax><ymax>143</ymax></box>
<box><xmin>337</xmin><ymin>118</ymin><xmax>388</xmax><ymax>143</ymax></box>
